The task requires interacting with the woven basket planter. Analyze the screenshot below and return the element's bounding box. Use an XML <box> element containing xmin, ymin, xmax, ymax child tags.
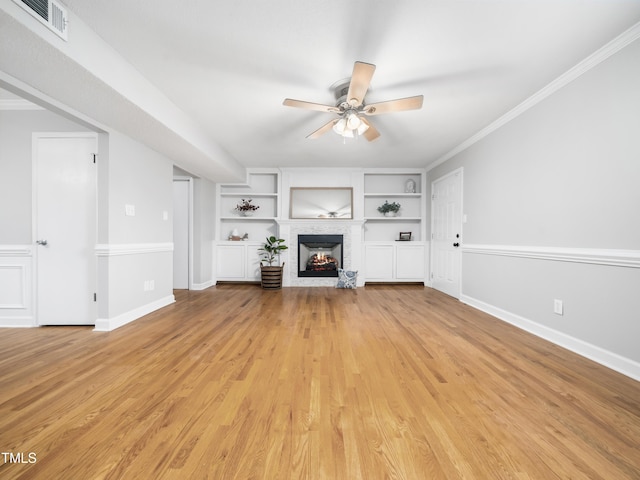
<box><xmin>260</xmin><ymin>264</ymin><xmax>284</xmax><ymax>290</ymax></box>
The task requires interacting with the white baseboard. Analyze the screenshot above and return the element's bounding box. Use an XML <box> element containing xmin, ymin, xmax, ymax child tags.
<box><xmin>460</xmin><ymin>294</ymin><xmax>640</xmax><ymax>382</ymax></box>
<box><xmin>191</xmin><ymin>280</ymin><xmax>214</xmax><ymax>291</ymax></box>
<box><xmin>0</xmin><ymin>317</ymin><xmax>36</xmax><ymax>328</ymax></box>
<box><xmin>94</xmin><ymin>295</ymin><xmax>175</xmax><ymax>332</ymax></box>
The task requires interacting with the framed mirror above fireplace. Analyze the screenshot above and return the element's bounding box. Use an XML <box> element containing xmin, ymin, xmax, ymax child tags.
<box><xmin>290</xmin><ymin>187</ymin><xmax>353</xmax><ymax>219</ymax></box>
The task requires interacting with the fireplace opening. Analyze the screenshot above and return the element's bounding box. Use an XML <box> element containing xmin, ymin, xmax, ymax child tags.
<box><xmin>298</xmin><ymin>234</ymin><xmax>343</xmax><ymax>277</ymax></box>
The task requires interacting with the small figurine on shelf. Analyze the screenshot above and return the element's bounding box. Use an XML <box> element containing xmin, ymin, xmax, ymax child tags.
<box><xmin>377</xmin><ymin>200</ymin><xmax>401</xmax><ymax>217</ymax></box>
<box><xmin>235</xmin><ymin>198</ymin><xmax>260</xmax><ymax>216</ymax></box>
<box><xmin>229</xmin><ymin>228</ymin><xmax>242</xmax><ymax>241</ymax></box>
<box><xmin>242</xmin><ymin>233</ymin><xmax>249</xmax><ymax>241</ymax></box>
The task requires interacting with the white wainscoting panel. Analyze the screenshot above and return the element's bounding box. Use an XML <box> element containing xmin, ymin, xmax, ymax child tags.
<box><xmin>0</xmin><ymin>245</ymin><xmax>35</xmax><ymax>327</ymax></box>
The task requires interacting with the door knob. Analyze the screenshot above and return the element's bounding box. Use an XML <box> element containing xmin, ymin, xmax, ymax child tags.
<box><xmin>36</xmin><ymin>240</ymin><xmax>48</xmax><ymax>246</ymax></box>
<box><xmin>453</xmin><ymin>242</ymin><xmax>459</xmax><ymax>248</ymax></box>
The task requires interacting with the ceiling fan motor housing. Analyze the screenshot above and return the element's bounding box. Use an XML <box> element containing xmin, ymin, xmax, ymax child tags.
<box><xmin>331</xmin><ymin>78</ymin><xmax>367</xmax><ymax>113</ymax></box>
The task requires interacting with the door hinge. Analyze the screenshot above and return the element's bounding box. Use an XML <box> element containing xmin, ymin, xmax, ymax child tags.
<box><xmin>93</xmin><ymin>154</ymin><xmax>97</xmax><ymax>164</ymax></box>
<box><xmin>93</xmin><ymin>293</ymin><xmax>97</xmax><ymax>302</ymax></box>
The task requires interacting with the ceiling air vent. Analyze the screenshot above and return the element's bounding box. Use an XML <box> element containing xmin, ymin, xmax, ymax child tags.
<box><xmin>12</xmin><ymin>0</ymin><xmax>68</xmax><ymax>40</ymax></box>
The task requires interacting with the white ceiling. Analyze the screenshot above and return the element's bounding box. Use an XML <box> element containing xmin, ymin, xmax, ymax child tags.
<box><xmin>5</xmin><ymin>1</ymin><xmax>640</xmax><ymax>178</ymax></box>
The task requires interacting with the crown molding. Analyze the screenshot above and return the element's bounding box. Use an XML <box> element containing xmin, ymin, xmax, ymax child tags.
<box><xmin>428</xmin><ymin>21</ymin><xmax>640</xmax><ymax>171</ymax></box>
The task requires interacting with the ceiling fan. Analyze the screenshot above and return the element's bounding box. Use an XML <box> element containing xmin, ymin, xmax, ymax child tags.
<box><xmin>283</xmin><ymin>61</ymin><xmax>423</xmax><ymax>141</ymax></box>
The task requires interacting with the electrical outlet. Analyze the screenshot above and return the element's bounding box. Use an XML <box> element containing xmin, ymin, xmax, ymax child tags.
<box><xmin>125</xmin><ymin>204</ymin><xmax>135</xmax><ymax>216</ymax></box>
<box><xmin>554</xmin><ymin>299</ymin><xmax>564</xmax><ymax>315</ymax></box>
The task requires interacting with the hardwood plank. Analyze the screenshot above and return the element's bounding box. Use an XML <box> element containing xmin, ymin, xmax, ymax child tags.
<box><xmin>0</xmin><ymin>285</ymin><xmax>639</xmax><ymax>479</ymax></box>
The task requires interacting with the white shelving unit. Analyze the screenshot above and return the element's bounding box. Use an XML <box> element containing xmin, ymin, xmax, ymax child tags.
<box><xmin>362</xmin><ymin>170</ymin><xmax>427</xmax><ymax>283</ymax></box>
<box><xmin>216</xmin><ymin>169</ymin><xmax>280</xmax><ymax>281</ymax></box>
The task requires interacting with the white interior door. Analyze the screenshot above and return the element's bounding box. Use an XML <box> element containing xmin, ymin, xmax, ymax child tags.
<box><xmin>36</xmin><ymin>135</ymin><xmax>97</xmax><ymax>325</ymax></box>
<box><xmin>431</xmin><ymin>168</ymin><xmax>463</xmax><ymax>298</ymax></box>
<box><xmin>173</xmin><ymin>178</ymin><xmax>190</xmax><ymax>289</ymax></box>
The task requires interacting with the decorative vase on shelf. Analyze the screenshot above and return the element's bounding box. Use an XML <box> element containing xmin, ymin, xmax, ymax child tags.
<box><xmin>384</xmin><ymin>211</ymin><xmax>397</xmax><ymax>217</ymax></box>
<box><xmin>405</xmin><ymin>179</ymin><xmax>416</xmax><ymax>193</ymax></box>
<box><xmin>235</xmin><ymin>198</ymin><xmax>259</xmax><ymax>217</ymax></box>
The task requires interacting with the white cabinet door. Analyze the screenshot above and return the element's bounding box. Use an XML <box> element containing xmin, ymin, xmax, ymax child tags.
<box><xmin>396</xmin><ymin>244</ymin><xmax>425</xmax><ymax>279</ymax></box>
<box><xmin>245</xmin><ymin>244</ymin><xmax>262</xmax><ymax>280</ymax></box>
<box><xmin>216</xmin><ymin>245</ymin><xmax>245</xmax><ymax>279</ymax></box>
<box><xmin>364</xmin><ymin>244</ymin><xmax>394</xmax><ymax>280</ymax></box>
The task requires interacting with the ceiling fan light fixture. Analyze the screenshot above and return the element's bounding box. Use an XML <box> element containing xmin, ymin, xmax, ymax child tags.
<box><xmin>346</xmin><ymin>112</ymin><xmax>361</xmax><ymax>130</ymax></box>
<box><xmin>332</xmin><ymin>118</ymin><xmax>347</xmax><ymax>135</ymax></box>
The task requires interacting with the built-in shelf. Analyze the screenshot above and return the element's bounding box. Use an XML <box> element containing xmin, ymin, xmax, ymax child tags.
<box><xmin>363</xmin><ymin>170</ymin><xmax>425</xmax><ymax>242</ymax></box>
<box><xmin>216</xmin><ymin>170</ymin><xmax>281</xmax><ymax>281</ymax></box>
<box><xmin>220</xmin><ymin>216</ymin><xmax>278</xmax><ymax>221</ymax></box>
<box><xmin>364</xmin><ymin>193</ymin><xmax>422</xmax><ymax>198</ymax></box>
<box><xmin>220</xmin><ymin>193</ymin><xmax>278</xmax><ymax>197</ymax></box>
<box><xmin>364</xmin><ymin>217</ymin><xmax>422</xmax><ymax>221</ymax></box>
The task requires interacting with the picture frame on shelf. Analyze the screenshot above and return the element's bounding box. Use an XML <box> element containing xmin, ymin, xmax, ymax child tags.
<box><xmin>398</xmin><ymin>232</ymin><xmax>412</xmax><ymax>241</ymax></box>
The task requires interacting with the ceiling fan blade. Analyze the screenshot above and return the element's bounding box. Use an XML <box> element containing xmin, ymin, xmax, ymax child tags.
<box><xmin>307</xmin><ymin>119</ymin><xmax>337</xmax><ymax>139</ymax></box>
<box><xmin>283</xmin><ymin>98</ymin><xmax>340</xmax><ymax>113</ymax></box>
<box><xmin>360</xmin><ymin>117</ymin><xmax>380</xmax><ymax>142</ymax></box>
<box><xmin>346</xmin><ymin>61</ymin><xmax>376</xmax><ymax>107</ymax></box>
<box><xmin>363</xmin><ymin>95</ymin><xmax>423</xmax><ymax>116</ymax></box>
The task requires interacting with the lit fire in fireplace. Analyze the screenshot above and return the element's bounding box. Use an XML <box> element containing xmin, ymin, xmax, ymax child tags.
<box><xmin>306</xmin><ymin>252</ymin><xmax>339</xmax><ymax>272</ymax></box>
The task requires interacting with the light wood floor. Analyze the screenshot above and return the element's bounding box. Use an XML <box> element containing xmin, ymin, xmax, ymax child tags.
<box><xmin>0</xmin><ymin>285</ymin><xmax>639</xmax><ymax>479</ymax></box>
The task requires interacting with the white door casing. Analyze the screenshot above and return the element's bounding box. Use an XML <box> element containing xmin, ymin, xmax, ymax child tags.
<box><xmin>35</xmin><ymin>134</ymin><xmax>97</xmax><ymax>325</ymax></box>
<box><xmin>431</xmin><ymin>168</ymin><xmax>463</xmax><ymax>298</ymax></box>
<box><xmin>173</xmin><ymin>178</ymin><xmax>191</xmax><ymax>289</ymax></box>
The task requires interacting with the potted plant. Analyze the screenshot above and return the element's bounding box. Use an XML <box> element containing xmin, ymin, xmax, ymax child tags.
<box><xmin>377</xmin><ymin>200</ymin><xmax>401</xmax><ymax>217</ymax></box>
<box><xmin>235</xmin><ymin>198</ymin><xmax>260</xmax><ymax>216</ymax></box>
<box><xmin>258</xmin><ymin>236</ymin><xmax>288</xmax><ymax>289</ymax></box>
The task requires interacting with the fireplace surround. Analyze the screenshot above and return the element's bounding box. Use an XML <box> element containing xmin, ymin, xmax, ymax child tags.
<box><xmin>276</xmin><ymin>219</ymin><xmax>363</xmax><ymax>287</ymax></box>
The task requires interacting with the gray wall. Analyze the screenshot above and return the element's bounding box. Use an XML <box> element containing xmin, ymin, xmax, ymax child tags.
<box><xmin>99</xmin><ymin>130</ymin><xmax>174</xmax><ymax>320</ymax></box>
<box><xmin>429</xmin><ymin>38</ymin><xmax>640</xmax><ymax>369</ymax></box>
<box><xmin>0</xmin><ymin>109</ymin><xmax>91</xmax><ymax>243</ymax></box>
